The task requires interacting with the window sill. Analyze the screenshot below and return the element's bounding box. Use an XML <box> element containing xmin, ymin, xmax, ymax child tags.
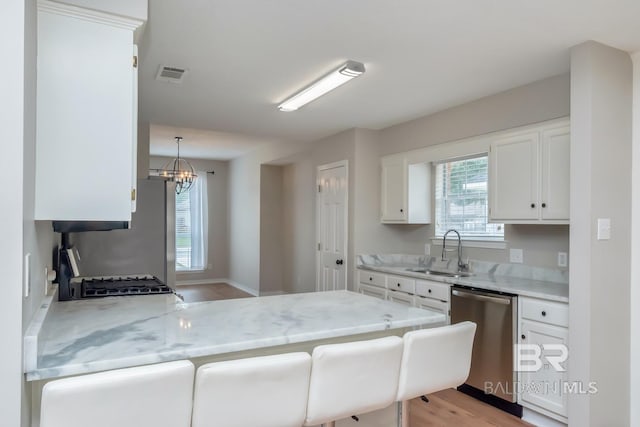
<box><xmin>430</xmin><ymin>237</ymin><xmax>507</xmax><ymax>250</ymax></box>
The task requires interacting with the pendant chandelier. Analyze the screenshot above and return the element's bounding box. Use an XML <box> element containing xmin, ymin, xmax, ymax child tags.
<box><xmin>160</xmin><ymin>136</ymin><xmax>197</xmax><ymax>194</ymax></box>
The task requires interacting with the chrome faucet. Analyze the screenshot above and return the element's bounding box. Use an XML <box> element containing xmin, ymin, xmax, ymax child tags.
<box><xmin>441</xmin><ymin>229</ymin><xmax>468</xmax><ymax>271</ymax></box>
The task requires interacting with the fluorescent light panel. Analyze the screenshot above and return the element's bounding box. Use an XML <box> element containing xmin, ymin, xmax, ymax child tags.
<box><xmin>278</xmin><ymin>60</ymin><xmax>366</xmax><ymax>112</ymax></box>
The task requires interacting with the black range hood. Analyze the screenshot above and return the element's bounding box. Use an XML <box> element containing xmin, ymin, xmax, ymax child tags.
<box><xmin>52</xmin><ymin>221</ymin><xmax>129</xmax><ymax>233</ymax></box>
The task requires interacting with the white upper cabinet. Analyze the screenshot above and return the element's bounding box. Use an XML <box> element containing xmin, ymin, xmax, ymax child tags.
<box><xmin>489</xmin><ymin>120</ymin><xmax>570</xmax><ymax>224</ymax></box>
<box><xmin>540</xmin><ymin>126</ymin><xmax>570</xmax><ymax>220</ymax></box>
<box><xmin>380</xmin><ymin>155</ymin><xmax>430</xmax><ymax>224</ymax></box>
<box><xmin>381</xmin><ymin>156</ymin><xmax>407</xmax><ymax>222</ymax></box>
<box><xmin>35</xmin><ymin>1</ymin><xmax>143</xmax><ymax>221</ymax></box>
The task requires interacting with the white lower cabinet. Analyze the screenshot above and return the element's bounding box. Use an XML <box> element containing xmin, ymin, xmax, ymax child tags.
<box><xmin>356</xmin><ymin>269</ymin><xmax>450</xmax><ymax>325</ymax></box>
<box><xmin>518</xmin><ymin>297</ymin><xmax>569</xmax><ymax>423</ymax></box>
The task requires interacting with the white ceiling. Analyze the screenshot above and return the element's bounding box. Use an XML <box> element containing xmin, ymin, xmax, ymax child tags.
<box><xmin>149</xmin><ymin>124</ymin><xmax>281</xmax><ymax>160</ymax></box>
<box><xmin>138</xmin><ymin>0</ymin><xmax>640</xmax><ymax>159</ymax></box>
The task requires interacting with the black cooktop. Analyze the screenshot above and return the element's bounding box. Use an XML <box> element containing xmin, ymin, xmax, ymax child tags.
<box><xmin>80</xmin><ymin>275</ymin><xmax>173</xmax><ymax>298</ymax></box>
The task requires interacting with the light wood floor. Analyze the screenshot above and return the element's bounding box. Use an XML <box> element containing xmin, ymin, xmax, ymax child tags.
<box><xmin>176</xmin><ymin>283</ymin><xmax>531</xmax><ymax>426</ymax></box>
<box><xmin>408</xmin><ymin>389</ymin><xmax>532</xmax><ymax>427</ymax></box>
<box><xmin>175</xmin><ymin>283</ymin><xmax>253</xmax><ymax>303</ymax></box>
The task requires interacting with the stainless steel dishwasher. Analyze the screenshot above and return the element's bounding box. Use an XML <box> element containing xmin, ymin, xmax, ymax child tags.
<box><xmin>451</xmin><ymin>285</ymin><xmax>518</xmax><ymax>405</ymax></box>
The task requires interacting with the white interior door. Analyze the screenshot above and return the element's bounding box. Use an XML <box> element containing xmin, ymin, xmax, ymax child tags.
<box><xmin>316</xmin><ymin>161</ymin><xmax>348</xmax><ymax>292</ymax></box>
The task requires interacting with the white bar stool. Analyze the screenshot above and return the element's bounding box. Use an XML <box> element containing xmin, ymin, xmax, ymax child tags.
<box><xmin>191</xmin><ymin>352</ymin><xmax>312</xmax><ymax>427</ymax></box>
<box><xmin>40</xmin><ymin>360</ymin><xmax>195</xmax><ymax>427</ymax></box>
<box><xmin>395</xmin><ymin>321</ymin><xmax>477</xmax><ymax>427</ymax></box>
<box><xmin>304</xmin><ymin>336</ymin><xmax>404</xmax><ymax>427</ymax></box>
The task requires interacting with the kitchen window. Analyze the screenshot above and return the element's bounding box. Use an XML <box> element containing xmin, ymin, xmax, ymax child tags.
<box><xmin>176</xmin><ymin>174</ymin><xmax>207</xmax><ymax>271</ymax></box>
<box><xmin>434</xmin><ymin>154</ymin><xmax>503</xmax><ymax>239</ymax></box>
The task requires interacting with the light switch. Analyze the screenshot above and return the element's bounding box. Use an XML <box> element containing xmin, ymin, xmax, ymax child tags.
<box><xmin>597</xmin><ymin>218</ymin><xmax>611</xmax><ymax>240</ymax></box>
<box><xmin>509</xmin><ymin>248</ymin><xmax>524</xmax><ymax>264</ymax></box>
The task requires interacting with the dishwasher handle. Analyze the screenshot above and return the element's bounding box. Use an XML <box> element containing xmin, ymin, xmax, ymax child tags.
<box><xmin>452</xmin><ymin>288</ymin><xmax>512</xmax><ymax>305</ymax></box>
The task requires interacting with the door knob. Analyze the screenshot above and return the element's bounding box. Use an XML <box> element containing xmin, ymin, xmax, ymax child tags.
<box><xmin>336</xmin><ymin>259</ymin><xmax>344</xmax><ymax>265</ymax></box>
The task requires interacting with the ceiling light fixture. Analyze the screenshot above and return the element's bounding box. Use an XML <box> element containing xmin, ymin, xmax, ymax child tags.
<box><xmin>159</xmin><ymin>136</ymin><xmax>197</xmax><ymax>194</ymax></box>
<box><xmin>278</xmin><ymin>60</ymin><xmax>366</xmax><ymax>112</ymax></box>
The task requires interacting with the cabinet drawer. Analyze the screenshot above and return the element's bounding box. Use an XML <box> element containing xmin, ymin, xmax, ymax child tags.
<box><xmin>415</xmin><ymin>280</ymin><xmax>449</xmax><ymax>301</ymax></box>
<box><xmin>358</xmin><ymin>270</ymin><xmax>385</xmax><ymax>288</ymax></box>
<box><xmin>359</xmin><ymin>284</ymin><xmax>386</xmax><ymax>300</ymax></box>
<box><xmin>521</xmin><ymin>297</ymin><xmax>568</xmax><ymax>328</ymax></box>
<box><xmin>414</xmin><ymin>296</ymin><xmax>449</xmax><ymax>324</ymax></box>
<box><xmin>386</xmin><ymin>275</ymin><xmax>415</xmax><ymax>294</ymax></box>
<box><xmin>387</xmin><ymin>289</ymin><xmax>414</xmax><ymax>306</ymax></box>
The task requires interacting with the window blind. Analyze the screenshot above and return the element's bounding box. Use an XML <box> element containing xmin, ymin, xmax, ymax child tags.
<box><xmin>176</xmin><ymin>174</ymin><xmax>208</xmax><ymax>271</ymax></box>
<box><xmin>434</xmin><ymin>154</ymin><xmax>503</xmax><ymax>238</ymax></box>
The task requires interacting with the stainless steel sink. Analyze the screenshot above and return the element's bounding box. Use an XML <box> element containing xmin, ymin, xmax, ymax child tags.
<box><xmin>405</xmin><ymin>268</ymin><xmax>473</xmax><ymax>278</ymax></box>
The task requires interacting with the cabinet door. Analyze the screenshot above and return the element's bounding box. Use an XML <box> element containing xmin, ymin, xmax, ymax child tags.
<box><xmin>489</xmin><ymin>132</ymin><xmax>539</xmax><ymax>220</ymax></box>
<box><xmin>519</xmin><ymin>320</ymin><xmax>568</xmax><ymax>419</ymax></box>
<box><xmin>381</xmin><ymin>156</ymin><xmax>407</xmax><ymax>222</ymax></box>
<box><xmin>540</xmin><ymin>127</ymin><xmax>570</xmax><ymax>221</ymax></box>
<box><xmin>35</xmin><ymin>8</ymin><xmax>137</xmax><ymax>220</ymax></box>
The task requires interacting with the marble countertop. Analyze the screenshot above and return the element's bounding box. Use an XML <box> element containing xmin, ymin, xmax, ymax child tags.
<box><xmin>357</xmin><ymin>255</ymin><xmax>569</xmax><ymax>303</ymax></box>
<box><xmin>24</xmin><ymin>290</ymin><xmax>444</xmax><ymax>381</ymax></box>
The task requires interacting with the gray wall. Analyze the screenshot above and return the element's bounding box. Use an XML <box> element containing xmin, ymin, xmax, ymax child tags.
<box><xmin>351</xmin><ymin>74</ymin><xmax>571</xmax><ymax>270</ymax></box>
<box><xmin>281</xmin><ymin>158</ymin><xmax>316</xmax><ymax>293</ymax></box>
<box><xmin>260</xmin><ymin>165</ymin><xmax>284</xmax><ymax>294</ymax></box>
<box><xmin>569</xmin><ymin>41</ymin><xmax>632</xmax><ymax>426</ymax></box>
<box><xmin>227</xmin><ymin>140</ymin><xmax>313</xmax><ymax>294</ymax></box>
<box><xmin>228</xmin><ymin>74</ymin><xmax>573</xmax><ymax>294</ymax></box>
<box><xmin>150</xmin><ymin>156</ymin><xmax>229</xmax><ymax>282</ymax></box>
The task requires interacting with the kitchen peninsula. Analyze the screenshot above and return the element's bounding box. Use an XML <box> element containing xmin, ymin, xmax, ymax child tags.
<box><xmin>25</xmin><ymin>290</ymin><xmax>443</xmax><ymax>381</ymax></box>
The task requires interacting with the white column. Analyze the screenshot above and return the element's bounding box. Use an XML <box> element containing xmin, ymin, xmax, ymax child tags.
<box><xmin>0</xmin><ymin>0</ymin><xmax>26</xmax><ymax>426</ymax></box>
<box><xmin>569</xmin><ymin>41</ymin><xmax>633</xmax><ymax>427</ymax></box>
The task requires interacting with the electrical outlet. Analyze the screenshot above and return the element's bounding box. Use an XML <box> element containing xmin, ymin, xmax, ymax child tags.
<box><xmin>509</xmin><ymin>248</ymin><xmax>524</xmax><ymax>264</ymax></box>
<box><xmin>558</xmin><ymin>252</ymin><xmax>568</xmax><ymax>268</ymax></box>
<box><xmin>424</xmin><ymin>244</ymin><xmax>431</xmax><ymax>256</ymax></box>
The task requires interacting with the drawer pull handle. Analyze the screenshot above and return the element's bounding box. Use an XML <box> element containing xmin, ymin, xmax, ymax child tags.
<box><xmin>531</xmin><ymin>203</ymin><xmax>536</xmax><ymax>208</ymax></box>
<box><xmin>369</xmin><ymin>277</ymin><xmax>372</xmax><ymax>281</ymax></box>
<box><xmin>397</xmin><ymin>283</ymin><xmax>401</xmax><ymax>287</ymax></box>
<box><xmin>521</xmin><ymin>334</ymin><xmax>526</xmax><ymax>340</ymax></box>
<box><xmin>541</xmin><ymin>311</ymin><xmax>547</xmax><ymax>316</ymax></box>
<box><xmin>428</xmin><ymin>289</ymin><xmax>432</xmax><ymax>293</ymax></box>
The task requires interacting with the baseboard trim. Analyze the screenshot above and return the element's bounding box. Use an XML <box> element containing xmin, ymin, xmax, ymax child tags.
<box><xmin>224</xmin><ymin>280</ymin><xmax>259</xmax><ymax>297</ymax></box>
<box><xmin>175</xmin><ymin>278</ymin><xmax>228</xmax><ymax>287</ymax></box>
<box><xmin>259</xmin><ymin>290</ymin><xmax>285</xmax><ymax>296</ymax></box>
<box><xmin>457</xmin><ymin>384</ymin><xmax>523</xmax><ymax>418</ymax></box>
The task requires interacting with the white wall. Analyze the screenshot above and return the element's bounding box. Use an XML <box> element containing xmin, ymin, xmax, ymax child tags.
<box><xmin>150</xmin><ymin>156</ymin><xmax>229</xmax><ymax>282</ymax></box>
<box><xmin>569</xmin><ymin>41</ymin><xmax>632</xmax><ymax>427</ymax></box>
<box><xmin>630</xmin><ymin>51</ymin><xmax>640</xmax><ymax>427</ymax></box>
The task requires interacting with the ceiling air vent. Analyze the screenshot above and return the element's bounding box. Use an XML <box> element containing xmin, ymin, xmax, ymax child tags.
<box><xmin>156</xmin><ymin>65</ymin><xmax>188</xmax><ymax>84</ymax></box>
